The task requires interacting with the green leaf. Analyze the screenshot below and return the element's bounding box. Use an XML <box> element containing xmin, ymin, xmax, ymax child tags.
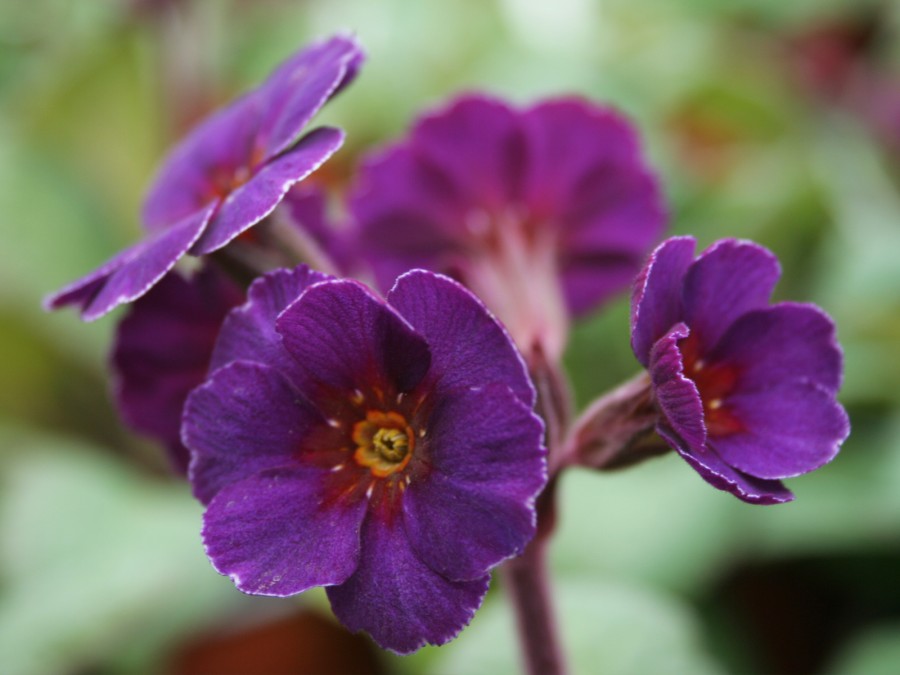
<box><xmin>429</xmin><ymin>576</ymin><xmax>722</xmax><ymax>675</ymax></box>
<box><xmin>0</xmin><ymin>426</ymin><xmax>244</xmax><ymax>675</ymax></box>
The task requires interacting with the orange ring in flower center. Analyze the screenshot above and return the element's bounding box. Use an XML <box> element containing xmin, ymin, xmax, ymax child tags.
<box><xmin>352</xmin><ymin>410</ymin><xmax>414</xmax><ymax>477</ymax></box>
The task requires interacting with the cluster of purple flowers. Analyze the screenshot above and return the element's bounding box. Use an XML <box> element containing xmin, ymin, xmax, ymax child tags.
<box><xmin>48</xmin><ymin>34</ymin><xmax>849</xmax><ymax>654</ymax></box>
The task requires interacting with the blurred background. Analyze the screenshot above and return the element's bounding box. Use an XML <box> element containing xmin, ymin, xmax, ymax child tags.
<box><xmin>2</xmin><ymin>0</ymin><xmax>899</xmax><ymax>673</ymax></box>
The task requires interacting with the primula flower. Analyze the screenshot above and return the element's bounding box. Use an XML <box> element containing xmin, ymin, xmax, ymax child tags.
<box><xmin>183</xmin><ymin>266</ymin><xmax>547</xmax><ymax>652</ymax></box>
<box><xmin>350</xmin><ymin>94</ymin><xmax>665</xmax><ymax>359</ymax></box>
<box><xmin>46</xmin><ymin>34</ymin><xmax>363</xmax><ymax>320</ymax></box>
<box><xmin>631</xmin><ymin>236</ymin><xmax>849</xmax><ymax>504</ymax></box>
<box><xmin>112</xmin><ymin>265</ymin><xmax>243</xmax><ymax>473</ymax></box>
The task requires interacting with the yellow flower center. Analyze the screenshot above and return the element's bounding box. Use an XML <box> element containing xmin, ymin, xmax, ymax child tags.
<box><xmin>353</xmin><ymin>410</ymin><xmax>414</xmax><ymax>477</ymax></box>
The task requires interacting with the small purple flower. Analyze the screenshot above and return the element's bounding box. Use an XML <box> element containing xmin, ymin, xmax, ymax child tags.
<box><xmin>631</xmin><ymin>236</ymin><xmax>849</xmax><ymax>504</ymax></box>
<box><xmin>46</xmin><ymin>34</ymin><xmax>363</xmax><ymax>321</ymax></box>
<box><xmin>183</xmin><ymin>266</ymin><xmax>547</xmax><ymax>653</ymax></box>
<box><xmin>111</xmin><ymin>265</ymin><xmax>243</xmax><ymax>473</ymax></box>
<box><xmin>350</xmin><ymin>94</ymin><xmax>665</xmax><ymax>359</ymax></box>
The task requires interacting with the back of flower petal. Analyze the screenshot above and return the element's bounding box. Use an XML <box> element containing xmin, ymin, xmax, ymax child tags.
<box><xmin>630</xmin><ymin>236</ymin><xmax>696</xmax><ymax>366</ymax></box>
<box><xmin>657</xmin><ymin>424</ymin><xmax>794</xmax><ymax>505</ymax></box>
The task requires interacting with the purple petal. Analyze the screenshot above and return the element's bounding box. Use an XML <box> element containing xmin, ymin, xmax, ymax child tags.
<box><xmin>276</xmin><ymin>279</ymin><xmax>431</xmax><ymax>408</ymax></box>
<box><xmin>203</xmin><ymin>466</ymin><xmax>367</xmax><ymax>596</ymax></box>
<box><xmin>191</xmin><ymin>127</ymin><xmax>344</xmax><ymax>255</ymax></box>
<box><xmin>682</xmin><ymin>239</ymin><xmax>781</xmax><ymax>354</ymax></box>
<box><xmin>184</xmin><ymin>361</ymin><xmax>324</xmax><ymax>504</ymax></box>
<box><xmin>658</xmin><ymin>424</ymin><xmax>794</xmax><ymax>505</ymax></box>
<box><xmin>211</xmin><ymin>264</ymin><xmax>331</xmax><ymax>379</ymax></box>
<box><xmin>112</xmin><ymin>266</ymin><xmax>242</xmax><ymax>472</ymax></box>
<box><xmin>711</xmin><ymin>303</ymin><xmax>843</xmax><ymax>394</ymax></box>
<box><xmin>649</xmin><ymin>323</ymin><xmax>706</xmax><ymax>452</ymax></box>
<box><xmin>521</xmin><ymin>99</ymin><xmax>642</xmax><ymax>212</ymax></box>
<box><xmin>44</xmin><ymin>242</ymin><xmax>142</xmax><ymax>314</ymax></box>
<box><xmin>48</xmin><ymin>204</ymin><xmax>214</xmax><ymax>321</ymax></box>
<box><xmin>630</xmin><ymin>236</ymin><xmax>696</xmax><ymax>366</ymax></box>
<box><xmin>258</xmin><ymin>34</ymin><xmax>364</xmax><ymax>158</ymax></box>
<box><xmin>327</xmin><ymin>514</ymin><xmax>490</xmax><ymax>654</ymax></box>
<box><xmin>522</xmin><ymin>100</ymin><xmax>665</xmax><ymax>263</ymax></box>
<box><xmin>709</xmin><ymin>381</ymin><xmax>849</xmax><ymax>479</ymax></box>
<box><xmin>412</xmin><ymin>94</ymin><xmax>524</xmax><ymax>211</ymax></box>
<box><xmin>350</xmin><ymin>144</ymin><xmax>468</xmax><ymax>291</ymax></box>
<box><xmin>403</xmin><ymin>384</ymin><xmax>545</xmax><ymax>581</ymax></box>
<box><xmin>387</xmin><ymin>270</ymin><xmax>535</xmax><ymax>406</ymax></box>
<box><xmin>142</xmin><ymin>94</ymin><xmax>263</xmax><ymax>231</ymax></box>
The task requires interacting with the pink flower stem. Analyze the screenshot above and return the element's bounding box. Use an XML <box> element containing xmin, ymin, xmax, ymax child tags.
<box><xmin>503</xmin><ymin>351</ymin><xmax>572</xmax><ymax>675</ymax></box>
<box><xmin>504</xmin><ymin>476</ymin><xmax>567</xmax><ymax>675</ymax></box>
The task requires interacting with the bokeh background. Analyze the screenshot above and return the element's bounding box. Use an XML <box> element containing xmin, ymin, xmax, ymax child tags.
<box><xmin>2</xmin><ymin>0</ymin><xmax>900</xmax><ymax>673</ymax></box>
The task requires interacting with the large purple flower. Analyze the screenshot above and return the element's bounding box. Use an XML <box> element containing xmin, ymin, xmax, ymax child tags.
<box><xmin>183</xmin><ymin>266</ymin><xmax>547</xmax><ymax>653</ymax></box>
<box><xmin>631</xmin><ymin>236</ymin><xmax>849</xmax><ymax>504</ymax></box>
<box><xmin>111</xmin><ymin>265</ymin><xmax>243</xmax><ymax>473</ymax></box>
<box><xmin>350</xmin><ymin>94</ymin><xmax>666</xmax><ymax>359</ymax></box>
<box><xmin>46</xmin><ymin>34</ymin><xmax>363</xmax><ymax>321</ymax></box>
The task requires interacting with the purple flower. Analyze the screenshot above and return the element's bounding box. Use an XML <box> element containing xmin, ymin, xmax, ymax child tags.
<box><xmin>631</xmin><ymin>236</ymin><xmax>849</xmax><ymax>504</ymax></box>
<box><xmin>46</xmin><ymin>34</ymin><xmax>363</xmax><ymax>321</ymax></box>
<box><xmin>350</xmin><ymin>94</ymin><xmax>666</xmax><ymax>359</ymax></box>
<box><xmin>183</xmin><ymin>266</ymin><xmax>547</xmax><ymax>653</ymax></box>
<box><xmin>111</xmin><ymin>265</ymin><xmax>243</xmax><ymax>473</ymax></box>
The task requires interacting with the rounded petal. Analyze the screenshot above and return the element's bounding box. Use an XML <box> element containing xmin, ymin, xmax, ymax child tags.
<box><xmin>203</xmin><ymin>466</ymin><xmax>367</xmax><ymax>596</ymax></box>
<box><xmin>657</xmin><ymin>424</ymin><xmax>794</xmax><ymax>505</ymax></box>
<box><xmin>521</xmin><ymin>99</ymin><xmax>644</xmax><ymax>211</ymax></box>
<box><xmin>184</xmin><ymin>361</ymin><xmax>324</xmax><ymax>504</ymax></box>
<box><xmin>387</xmin><ymin>270</ymin><xmax>535</xmax><ymax>406</ymax></box>
<box><xmin>630</xmin><ymin>236</ymin><xmax>696</xmax><ymax>366</ymax></box>
<box><xmin>276</xmin><ymin>279</ymin><xmax>431</xmax><ymax>409</ymax></box>
<box><xmin>210</xmin><ymin>264</ymin><xmax>331</xmax><ymax>378</ymax></box>
<box><xmin>112</xmin><ymin>266</ymin><xmax>242</xmax><ymax>472</ymax></box>
<box><xmin>191</xmin><ymin>127</ymin><xmax>344</xmax><ymax>255</ymax></box>
<box><xmin>682</xmin><ymin>239</ymin><xmax>781</xmax><ymax>354</ymax></box>
<box><xmin>520</xmin><ymin>100</ymin><xmax>665</xmax><ymax>315</ymax></box>
<box><xmin>327</xmin><ymin>514</ymin><xmax>490</xmax><ymax>654</ymax></box>
<box><xmin>403</xmin><ymin>384</ymin><xmax>545</xmax><ymax>581</ymax></box>
<box><xmin>50</xmin><ymin>204</ymin><xmax>215</xmax><ymax>321</ymax></box>
<box><xmin>258</xmin><ymin>34</ymin><xmax>364</xmax><ymax>158</ymax></box>
<box><xmin>711</xmin><ymin>302</ymin><xmax>843</xmax><ymax>394</ymax></box>
<box><xmin>411</xmin><ymin>94</ymin><xmax>524</xmax><ymax>211</ymax></box>
<box><xmin>649</xmin><ymin>323</ymin><xmax>706</xmax><ymax>453</ymax></box>
<box><xmin>142</xmin><ymin>94</ymin><xmax>262</xmax><ymax>230</ymax></box>
<box><xmin>710</xmin><ymin>381</ymin><xmax>850</xmax><ymax>479</ymax></box>
<box><xmin>350</xmin><ymin>144</ymin><xmax>468</xmax><ymax>291</ymax></box>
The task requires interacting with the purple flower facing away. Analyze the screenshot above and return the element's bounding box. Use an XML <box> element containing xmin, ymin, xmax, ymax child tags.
<box><xmin>631</xmin><ymin>236</ymin><xmax>849</xmax><ymax>504</ymax></box>
<box><xmin>46</xmin><ymin>34</ymin><xmax>363</xmax><ymax>321</ymax></box>
<box><xmin>112</xmin><ymin>265</ymin><xmax>243</xmax><ymax>473</ymax></box>
<box><xmin>350</xmin><ymin>94</ymin><xmax>666</xmax><ymax>360</ymax></box>
<box><xmin>183</xmin><ymin>266</ymin><xmax>547</xmax><ymax>653</ymax></box>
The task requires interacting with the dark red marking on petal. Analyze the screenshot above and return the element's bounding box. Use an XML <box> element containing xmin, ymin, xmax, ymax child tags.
<box><xmin>678</xmin><ymin>331</ymin><xmax>744</xmax><ymax>437</ymax></box>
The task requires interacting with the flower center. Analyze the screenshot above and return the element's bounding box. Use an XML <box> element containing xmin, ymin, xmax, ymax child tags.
<box><xmin>372</xmin><ymin>427</ymin><xmax>409</xmax><ymax>462</ymax></box>
<box><xmin>352</xmin><ymin>410</ymin><xmax>414</xmax><ymax>477</ymax></box>
<box><xmin>678</xmin><ymin>332</ymin><xmax>744</xmax><ymax>436</ymax></box>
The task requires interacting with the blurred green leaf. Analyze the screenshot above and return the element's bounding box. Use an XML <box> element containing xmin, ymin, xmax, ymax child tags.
<box><xmin>827</xmin><ymin>624</ymin><xmax>900</xmax><ymax>675</ymax></box>
<box><xmin>429</xmin><ymin>576</ymin><xmax>721</xmax><ymax>675</ymax></box>
<box><xmin>0</xmin><ymin>426</ymin><xmax>243</xmax><ymax>675</ymax></box>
